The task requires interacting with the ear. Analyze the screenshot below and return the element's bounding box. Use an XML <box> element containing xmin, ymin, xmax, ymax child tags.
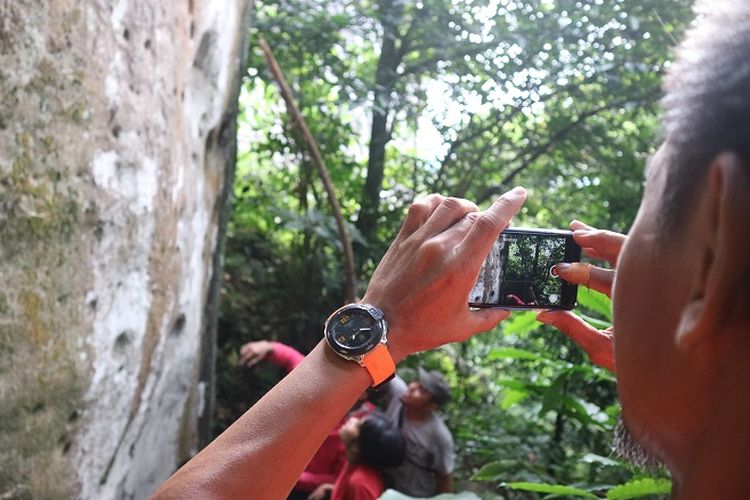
<box><xmin>676</xmin><ymin>153</ymin><xmax>750</xmax><ymax>350</ymax></box>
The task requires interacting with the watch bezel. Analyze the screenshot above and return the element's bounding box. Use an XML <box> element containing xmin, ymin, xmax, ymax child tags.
<box><xmin>324</xmin><ymin>304</ymin><xmax>387</xmax><ymax>357</ymax></box>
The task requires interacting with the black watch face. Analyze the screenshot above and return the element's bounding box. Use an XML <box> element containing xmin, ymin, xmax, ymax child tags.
<box><xmin>327</xmin><ymin>308</ymin><xmax>381</xmax><ymax>355</ymax></box>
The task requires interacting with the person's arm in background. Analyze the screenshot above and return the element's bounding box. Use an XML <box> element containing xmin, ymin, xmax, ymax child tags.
<box><xmin>434</xmin><ymin>420</ymin><xmax>455</xmax><ymax>494</ymax></box>
<box><xmin>296</xmin><ymin>469</ymin><xmax>340</xmax><ymax>493</ymax></box>
<box><xmin>238</xmin><ymin>340</ymin><xmax>305</xmax><ymax>372</ymax></box>
<box><xmin>382</xmin><ymin>375</ymin><xmax>407</xmax><ymax>420</ymax></box>
<box><xmin>152</xmin><ymin>189</ymin><xmax>526</xmax><ymax>500</ymax></box>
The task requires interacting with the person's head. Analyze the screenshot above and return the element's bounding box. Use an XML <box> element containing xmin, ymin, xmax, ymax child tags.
<box><xmin>401</xmin><ymin>368</ymin><xmax>452</xmax><ymax>414</ymax></box>
<box><xmin>612</xmin><ymin>0</ymin><xmax>750</xmax><ymax>472</ymax></box>
<box><xmin>339</xmin><ymin>412</ymin><xmax>405</xmax><ymax>469</ymax></box>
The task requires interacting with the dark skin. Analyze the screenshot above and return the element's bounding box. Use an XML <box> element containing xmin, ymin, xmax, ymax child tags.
<box><xmin>537</xmin><ymin>219</ymin><xmax>622</xmax><ymax>373</ymax></box>
<box><xmin>541</xmin><ymin>150</ymin><xmax>750</xmax><ymax>498</ymax></box>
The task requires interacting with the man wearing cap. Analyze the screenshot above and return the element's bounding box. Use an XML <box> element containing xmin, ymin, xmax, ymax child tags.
<box><xmin>383</xmin><ymin>368</ymin><xmax>455</xmax><ymax>497</ymax></box>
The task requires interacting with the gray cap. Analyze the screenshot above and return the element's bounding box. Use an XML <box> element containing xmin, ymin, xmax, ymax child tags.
<box><xmin>417</xmin><ymin>367</ymin><xmax>452</xmax><ymax>406</ymax></box>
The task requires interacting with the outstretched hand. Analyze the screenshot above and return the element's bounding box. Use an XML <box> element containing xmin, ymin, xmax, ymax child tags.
<box><xmin>238</xmin><ymin>340</ymin><xmax>275</xmax><ymax>368</ymax></box>
<box><xmin>363</xmin><ymin>188</ymin><xmax>527</xmax><ymax>362</ymax></box>
<box><xmin>537</xmin><ymin>220</ymin><xmax>626</xmax><ymax>372</ymax></box>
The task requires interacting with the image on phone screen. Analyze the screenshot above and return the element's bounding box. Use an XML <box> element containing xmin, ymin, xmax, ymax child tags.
<box><xmin>469</xmin><ymin>228</ymin><xmax>581</xmax><ymax>310</ymax></box>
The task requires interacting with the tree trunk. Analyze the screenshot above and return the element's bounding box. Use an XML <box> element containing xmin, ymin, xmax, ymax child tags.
<box><xmin>0</xmin><ymin>1</ymin><xmax>250</xmax><ymax>498</ymax></box>
<box><xmin>355</xmin><ymin>0</ymin><xmax>404</xmax><ymax>255</ymax></box>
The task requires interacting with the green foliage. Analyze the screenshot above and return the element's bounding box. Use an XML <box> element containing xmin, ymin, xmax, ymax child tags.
<box><xmin>217</xmin><ymin>0</ymin><xmax>694</xmax><ymax>494</ymax></box>
<box><xmin>500</xmin><ymin>477</ymin><xmax>671</xmax><ymax>498</ymax></box>
<box><xmin>503</xmin><ymin>482</ymin><xmax>597</xmax><ymax>498</ymax></box>
<box><xmin>577</xmin><ymin>288</ymin><xmax>613</xmax><ymax>322</ymax></box>
<box><xmin>606</xmin><ymin>478</ymin><xmax>672</xmax><ymax>499</ymax></box>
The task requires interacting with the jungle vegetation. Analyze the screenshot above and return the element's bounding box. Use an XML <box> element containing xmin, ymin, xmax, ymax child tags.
<box><xmin>216</xmin><ymin>0</ymin><xmax>694</xmax><ymax>497</ymax></box>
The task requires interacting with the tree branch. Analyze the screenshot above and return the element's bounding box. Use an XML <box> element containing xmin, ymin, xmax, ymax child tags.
<box><xmin>400</xmin><ymin>41</ymin><xmax>496</xmax><ymax>77</ymax></box>
<box><xmin>431</xmin><ymin>65</ymin><xmax>624</xmax><ymax>193</ymax></box>
<box><xmin>259</xmin><ymin>37</ymin><xmax>358</xmax><ymax>303</ymax></box>
<box><xmin>475</xmin><ymin>92</ymin><xmax>659</xmax><ymax>204</ymax></box>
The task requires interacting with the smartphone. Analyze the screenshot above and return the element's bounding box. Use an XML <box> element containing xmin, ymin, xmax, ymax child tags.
<box><xmin>469</xmin><ymin>227</ymin><xmax>582</xmax><ymax>310</ymax></box>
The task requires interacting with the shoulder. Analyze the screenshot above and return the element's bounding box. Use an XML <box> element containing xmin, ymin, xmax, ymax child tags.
<box><xmin>389</xmin><ymin>375</ymin><xmax>407</xmax><ymax>395</ymax></box>
<box><xmin>346</xmin><ymin>465</ymin><xmax>383</xmax><ymax>497</ymax></box>
<box><xmin>349</xmin><ymin>464</ymin><xmax>381</xmax><ymax>482</ymax></box>
<box><xmin>383</xmin><ymin>376</ymin><xmax>407</xmax><ymax>419</ymax></box>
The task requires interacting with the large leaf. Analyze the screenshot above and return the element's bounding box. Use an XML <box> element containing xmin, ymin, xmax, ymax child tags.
<box><xmin>503</xmin><ymin>482</ymin><xmax>598</xmax><ymax>498</ymax></box>
<box><xmin>578</xmin><ymin>313</ymin><xmax>612</xmax><ymax>331</ymax></box>
<box><xmin>501</xmin><ymin>310</ymin><xmax>541</xmax><ymax>336</ymax></box>
<box><xmin>577</xmin><ymin>288</ymin><xmax>613</xmax><ymax>321</ymax></box>
<box><xmin>472</xmin><ymin>460</ymin><xmax>520</xmax><ymax>481</ymax></box>
<box><xmin>501</xmin><ymin>388</ymin><xmax>529</xmax><ymax>410</ymax></box>
<box><xmin>581</xmin><ymin>453</ymin><xmax>621</xmax><ymax>467</ymax></box>
<box><xmin>606</xmin><ymin>478</ymin><xmax>672</xmax><ymax>499</ymax></box>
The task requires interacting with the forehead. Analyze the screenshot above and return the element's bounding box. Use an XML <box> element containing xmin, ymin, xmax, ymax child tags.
<box><xmin>412</xmin><ymin>381</ymin><xmax>431</xmax><ymax>394</ymax></box>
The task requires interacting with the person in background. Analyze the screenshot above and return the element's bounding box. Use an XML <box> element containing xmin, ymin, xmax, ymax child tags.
<box><xmin>238</xmin><ymin>340</ymin><xmax>374</xmax><ymax>499</ymax></box>
<box><xmin>309</xmin><ymin>412</ymin><xmax>405</xmax><ymax>500</ymax></box>
<box><xmin>383</xmin><ymin>369</ymin><xmax>454</xmax><ymax>497</ymax></box>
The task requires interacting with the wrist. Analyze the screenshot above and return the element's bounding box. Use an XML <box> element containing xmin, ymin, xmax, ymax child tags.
<box><xmin>318</xmin><ymin>339</ymin><xmax>372</xmax><ymax>387</ymax></box>
<box><xmin>359</xmin><ymin>294</ymin><xmax>408</xmax><ymax>364</ymax></box>
<box><xmin>323</xmin><ymin>302</ymin><xmax>398</xmax><ymax>386</ymax></box>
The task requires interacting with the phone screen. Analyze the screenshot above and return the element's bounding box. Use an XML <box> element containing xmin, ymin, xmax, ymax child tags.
<box><xmin>469</xmin><ymin>228</ymin><xmax>581</xmax><ymax>309</ymax></box>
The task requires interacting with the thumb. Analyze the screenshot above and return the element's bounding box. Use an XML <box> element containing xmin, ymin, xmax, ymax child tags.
<box><xmin>465</xmin><ymin>308</ymin><xmax>511</xmax><ymax>337</ymax></box>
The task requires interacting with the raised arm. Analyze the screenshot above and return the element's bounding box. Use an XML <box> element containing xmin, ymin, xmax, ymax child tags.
<box><xmin>152</xmin><ymin>189</ymin><xmax>526</xmax><ymax>500</ymax></box>
<box><xmin>238</xmin><ymin>340</ymin><xmax>305</xmax><ymax>372</ymax></box>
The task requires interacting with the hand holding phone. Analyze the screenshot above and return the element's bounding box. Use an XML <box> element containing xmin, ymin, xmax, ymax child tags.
<box><xmin>536</xmin><ymin>220</ymin><xmax>626</xmax><ymax>372</ymax></box>
<box><xmin>469</xmin><ymin>227</ymin><xmax>582</xmax><ymax>310</ymax></box>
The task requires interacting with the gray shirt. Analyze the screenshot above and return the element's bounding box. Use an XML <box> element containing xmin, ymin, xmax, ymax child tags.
<box><xmin>384</xmin><ymin>376</ymin><xmax>455</xmax><ymax>497</ymax></box>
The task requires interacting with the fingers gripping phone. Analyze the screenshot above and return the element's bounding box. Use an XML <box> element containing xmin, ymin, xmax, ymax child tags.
<box><xmin>469</xmin><ymin>228</ymin><xmax>582</xmax><ymax>310</ymax></box>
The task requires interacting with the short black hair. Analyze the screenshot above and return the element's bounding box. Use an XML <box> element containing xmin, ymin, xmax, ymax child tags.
<box><xmin>659</xmin><ymin>1</ymin><xmax>750</xmax><ymax>230</ymax></box>
<box><xmin>357</xmin><ymin>412</ymin><xmax>405</xmax><ymax>470</ymax></box>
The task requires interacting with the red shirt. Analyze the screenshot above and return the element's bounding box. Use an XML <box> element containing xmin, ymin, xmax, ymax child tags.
<box><xmin>266</xmin><ymin>341</ymin><xmax>305</xmax><ymax>372</ymax></box>
<box><xmin>332</xmin><ymin>463</ymin><xmax>384</xmax><ymax>500</ymax></box>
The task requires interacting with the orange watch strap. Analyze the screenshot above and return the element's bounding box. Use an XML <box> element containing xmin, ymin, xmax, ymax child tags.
<box><xmin>362</xmin><ymin>343</ymin><xmax>395</xmax><ymax>387</ymax></box>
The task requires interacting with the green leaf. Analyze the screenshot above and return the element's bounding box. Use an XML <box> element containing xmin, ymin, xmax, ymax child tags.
<box><xmin>606</xmin><ymin>478</ymin><xmax>672</xmax><ymax>499</ymax></box>
<box><xmin>504</xmin><ymin>482</ymin><xmax>598</xmax><ymax>498</ymax></box>
<box><xmin>488</xmin><ymin>346</ymin><xmax>545</xmax><ymax>362</ymax></box>
<box><xmin>473</xmin><ymin>460</ymin><xmax>518</xmax><ymax>480</ymax></box>
<box><xmin>502</xmin><ymin>310</ymin><xmax>541</xmax><ymax>336</ymax></box>
<box><xmin>562</xmin><ymin>397</ymin><xmax>597</xmax><ymax>426</ymax></box>
<box><xmin>578</xmin><ymin>313</ymin><xmax>612</xmax><ymax>331</ymax></box>
<box><xmin>501</xmin><ymin>388</ymin><xmax>528</xmax><ymax>410</ymax></box>
<box><xmin>577</xmin><ymin>288</ymin><xmax>613</xmax><ymax>321</ymax></box>
<box><xmin>581</xmin><ymin>453</ymin><xmax>620</xmax><ymax>467</ymax></box>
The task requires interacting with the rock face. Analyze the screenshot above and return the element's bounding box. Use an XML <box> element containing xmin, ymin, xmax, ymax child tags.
<box><xmin>0</xmin><ymin>1</ymin><xmax>250</xmax><ymax>497</ymax></box>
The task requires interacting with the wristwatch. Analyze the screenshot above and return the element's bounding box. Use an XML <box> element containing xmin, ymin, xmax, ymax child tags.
<box><xmin>324</xmin><ymin>303</ymin><xmax>396</xmax><ymax>387</ymax></box>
